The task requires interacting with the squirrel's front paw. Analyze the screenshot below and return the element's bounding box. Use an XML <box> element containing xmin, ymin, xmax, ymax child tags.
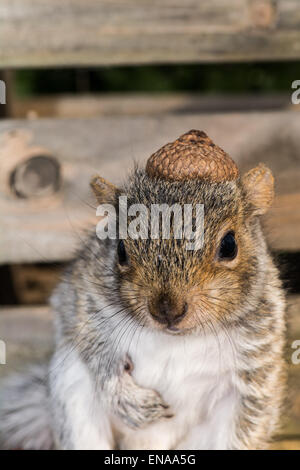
<box><xmin>120</xmin><ymin>386</ymin><xmax>173</xmax><ymax>429</ymax></box>
<box><xmin>117</xmin><ymin>356</ymin><xmax>173</xmax><ymax>429</ymax></box>
<box><xmin>134</xmin><ymin>386</ymin><xmax>173</xmax><ymax>429</ymax></box>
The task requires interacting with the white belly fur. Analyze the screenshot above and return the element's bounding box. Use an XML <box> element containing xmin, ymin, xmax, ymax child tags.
<box><xmin>115</xmin><ymin>327</ymin><xmax>238</xmax><ymax>450</ymax></box>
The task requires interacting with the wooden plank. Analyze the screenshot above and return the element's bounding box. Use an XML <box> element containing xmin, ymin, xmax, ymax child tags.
<box><xmin>0</xmin><ymin>295</ymin><xmax>299</xmax><ymax>440</ymax></box>
<box><xmin>0</xmin><ymin>110</ymin><xmax>299</xmax><ymax>263</ymax></box>
<box><xmin>264</xmin><ymin>193</ymin><xmax>300</xmax><ymax>253</ymax></box>
<box><xmin>11</xmin><ymin>264</ymin><xmax>64</xmax><ymax>304</ymax></box>
<box><xmin>11</xmin><ymin>93</ymin><xmax>298</xmax><ymax>119</ymax></box>
<box><xmin>281</xmin><ymin>295</ymin><xmax>300</xmax><ymax>439</ymax></box>
<box><xmin>0</xmin><ymin>307</ymin><xmax>53</xmax><ymax>379</ymax></box>
<box><xmin>271</xmin><ymin>439</ymin><xmax>300</xmax><ymax>450</ymax></box>
<box><xmin>287</xmin><ymin>295</ymin><xmax>300</xmax><ymax>340</ymax></box>
<box><xmin>1</xmin><ymin>1</ymin><xmax>300</xmax><ymax>67</ymax></box>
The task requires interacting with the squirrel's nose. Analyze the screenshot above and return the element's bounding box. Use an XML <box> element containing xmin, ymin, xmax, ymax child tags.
<box><xmin>149</xmin><ymin>295</ymin><xmax>188</xmax><ymax>327</ymax></box>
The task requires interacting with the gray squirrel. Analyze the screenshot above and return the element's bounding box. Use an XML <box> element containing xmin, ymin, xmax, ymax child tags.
<box><xmin>0</xmin><ymin>130</ymin><xmax>286</xmax><ymax>450</ymax></box>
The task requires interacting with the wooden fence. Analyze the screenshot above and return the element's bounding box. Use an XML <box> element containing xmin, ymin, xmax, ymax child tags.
<box><xmin>1</xmin><ymin>0</ymin><xmax>300</xmax><ymax>67</ymax></box>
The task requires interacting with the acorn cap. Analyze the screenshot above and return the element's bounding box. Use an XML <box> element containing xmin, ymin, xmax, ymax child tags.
<box><xmin>146</xmin><ymin>130</ymin><xmax>239</xmax><ymax>182</ymax></box>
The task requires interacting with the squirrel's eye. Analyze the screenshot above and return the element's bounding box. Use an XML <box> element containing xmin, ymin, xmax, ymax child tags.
<box><xmin>117</xmin><ymin>240</ymin><xmax>128</xmax><ymax>266</ymax></box>
<box><xmin>218</xmin><ymin>231</ymin><xmax>237</xmax><ymax>260</ymax></box>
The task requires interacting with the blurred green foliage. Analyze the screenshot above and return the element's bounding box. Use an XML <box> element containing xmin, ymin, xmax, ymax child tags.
<box><xmin>15</xmin><ymin>62</ymin><xmax>300</xmax><ymax>96</ymax></box>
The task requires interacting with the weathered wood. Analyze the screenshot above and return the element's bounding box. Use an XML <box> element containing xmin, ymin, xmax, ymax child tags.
<box><xmin>271</xmin><ymin>439</ymin><xmax>300</xmax><ymax>450</ymax></box>
<box><xmin>0</xmin><ymin>295</ymin><xmax>299</xmax><ymax>442</ymax></box>
<box><xmin>11</xmin><ymin>93</ymin><xmax>298</xmax><ymax>119</ymax></box>
<box><xmin>281</xmin><ymin>295</ymin><xmax>300</xmax><ymax>440</ymax></box>
<box><xmin>11</xmin><ymin>156</ymin><xmax>60</xmax><ymax>199</ymax></box>
<box><xmin>264</xmin><ymin>193</ymin><xmax>300</xmax><ymax>252</ymax></box>
<box><xmin>0</xmin><ymin>110</ymin><xmax>299</xmax><ymax>263</ymax></box>
<box><xmin>287</xmin><ymin>296</ymin><xmax>300</xmax><ymax>340</ymax></box>
<box><xmin>0</xmin><ymin>307</ymin><xmax>54</xmax><ymax>379</ymax></box>
<box><xmin>0</xmin><ymin>129</ymin><xmax>61</xmax><ymax>199</ymax></box>
<box><xmin>11</xmin><ymin>264</ymin><xmax>63</xmax><ymax>304</ymax></box>
<box><xmin>1</xmin><ymin>1</ymin><xmax>300</xmax><ymax>67</ymax></box>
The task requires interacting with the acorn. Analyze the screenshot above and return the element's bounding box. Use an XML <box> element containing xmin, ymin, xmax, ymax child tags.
<box><xmin>146</xmin><ymin>130</ymin><xmax>239</xmax><ymax>183</ymax></box>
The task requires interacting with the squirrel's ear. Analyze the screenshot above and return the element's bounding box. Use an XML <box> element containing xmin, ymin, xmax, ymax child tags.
<box><xmin>90</xmin><ymin>175</ymin><xmax>119</xmax><ymax>204</ymax></box>
<box><xmin>242</xmin><ymin>164</ymin><xmax>274</xmax><ymax>216</ymax></box>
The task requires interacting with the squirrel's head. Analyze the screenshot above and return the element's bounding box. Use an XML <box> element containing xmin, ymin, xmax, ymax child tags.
<box><xmin>91</xmin><ymin>130</ymin><xmax>274</xmax><ymax>336</ymax></box>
